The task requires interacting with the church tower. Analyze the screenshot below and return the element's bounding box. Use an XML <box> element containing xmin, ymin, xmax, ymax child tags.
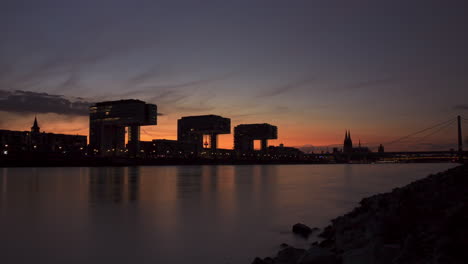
<box><xmin>343</xmin><ymin>130</ymin><xmax>353</xmax><ymax>153</ymax></box>
<box><xmin>378</xmin><ymin>144</ymin><xmax>385</xmax><ymax>153</ymax></box>
<box><xmin>31</xmin><ymin>116</ymin><xmax>40</xmax><ymax>133</ymax></box>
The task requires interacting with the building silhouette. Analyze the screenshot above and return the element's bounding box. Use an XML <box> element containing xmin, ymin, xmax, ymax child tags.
<box><xmin>177</xmin><ymin>115</ymin><xmax>230</xmax><ymax>151</ymax></box>
<box><xmin>0</xmin><ymin>117</ymin><xmax>87</xmax><ymax>156</ymax></box>
<box><xmin>338</xmin><ymin>130</ymin><xmax>372</xmax><ymax>162</ymax></box>
<box><xmin>89</xmin><ymin>100</ymin><xmax>157</xmax><ymax>157</ymax></box>
<box><xmin>31</xmin><ymin>116</ymin><xmax>40</xmax><ymax>133</ymax></box>
<box><xmin>139</xmin><ymin>139</ymin><xmax>198</xmax><ymax>159</ymax></box>
<box><xmin>378</xmin><ymin>144</ymin><xmax>385</xmax><ymax>153</ymax></box>
<box><xmin>343</xmin><ymin>130</ymin><xmax>371</xmax><ymax>154</ymax></box>
<box><xmin>234</xmin><ymin>123</ymin><xmax>278</xmax><ymax>152</ymax></box>
<box><xmin>268</xmin><ymin>144</ymin><xmax>303</xmax><ymax>158</ymax></box>
<box><xmin>343</xmin><ymin>130</ymin><xmax>353</xmax><ymax>154</ymax></box>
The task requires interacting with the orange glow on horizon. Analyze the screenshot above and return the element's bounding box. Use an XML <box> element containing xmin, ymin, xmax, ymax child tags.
<box><xmin>0</xmin><ymin>111</ymin><xmax>461</xmax><ymax>152</ymax></box>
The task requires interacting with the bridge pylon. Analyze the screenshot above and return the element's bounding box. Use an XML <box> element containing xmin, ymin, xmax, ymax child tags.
<box><xmin>457</xmin><ymin>115</ymin><xmax>463</xmax><ymax>163</ymax></box>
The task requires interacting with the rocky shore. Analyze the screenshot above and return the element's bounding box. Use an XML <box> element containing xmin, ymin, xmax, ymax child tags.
<box><xmin>252</xmin><ymin>164</ymin><xmax>468</xmax><ymax>264</ymax></box>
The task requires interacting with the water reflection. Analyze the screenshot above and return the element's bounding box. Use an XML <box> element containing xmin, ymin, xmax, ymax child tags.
<box><xmin>88</xmin><ymin>167</ymin><xmax>140</xmax><ymax>204</ymax></box>
<box><xmin>0</xmin><ymin>164</ymin><xmax>456</xmax><ymax>264</ymax></box>
<box><xmin>81</xmin><ymin>165</ymin><xmax>281</xmax><ymax>210</ymax></box>
<box><xmin>0</xmin><ymin>168</ymin><xmax>6</xmax><ymax>212</ymax></box>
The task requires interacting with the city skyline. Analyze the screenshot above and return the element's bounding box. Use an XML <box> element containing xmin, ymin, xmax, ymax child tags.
<box><xmin>2</xmin><ymin>110</ymin><xmax>467</xmax><ymax>154</ymax></box>
<box><xmin>1</xmin><ymin>1</ymin><xmax>468</xmax><ymax>151</ymax></box>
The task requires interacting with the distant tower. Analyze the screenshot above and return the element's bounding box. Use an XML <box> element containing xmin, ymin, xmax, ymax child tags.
<box><xmin>378</xmin><ymin>144</ymin><xmax>385</xmax><ymax>153</ymax></box>
<box><xmin>31</xmin><ymin>116</ymin><xmax>40</xmax><ymax>133</ymax></box>
<box><xmin>343</xmin><ymin>130</ymin><xmax>353</xmax><ymax>153</ymax></box>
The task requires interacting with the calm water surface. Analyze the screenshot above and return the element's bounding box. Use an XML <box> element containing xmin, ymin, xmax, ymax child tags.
<box><xmin>0</xmin><ymin>164</ymin><xmax>455</xmax><ymax>264</ymax></box>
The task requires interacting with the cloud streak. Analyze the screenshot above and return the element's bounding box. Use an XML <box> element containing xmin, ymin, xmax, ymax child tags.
<box><xmin>256</xmin><ymin>78</ymin><xmax>315</xmax><ymax>98</ymax></box>
<box><xmin>118</xmin><ymin>71</ymin><xmax>238</xmax><ymax>99</ymax></box>
<box><xmin>454</xmin><ymin>104</ymin><xmax>468</xmax><ymax>110</ymax></box>
<box><xmin>343</xmin><ymin>78</ymin><xmax>397</xmax><ymax>91</ymax></box>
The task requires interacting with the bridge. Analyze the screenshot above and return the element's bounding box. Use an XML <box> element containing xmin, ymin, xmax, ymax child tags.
<box><xmin>319</xmin><ymin>115</ymin><xmax>468</xmax><ymax>163</ymax></box>
<box><xmin>379</xmin><ymin>115</ymin><xmax>467</xmax><ymax>163</ymax></box>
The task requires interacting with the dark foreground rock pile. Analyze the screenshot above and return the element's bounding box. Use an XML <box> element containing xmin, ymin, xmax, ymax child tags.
<box><xmin>292</xmin><ymin>223</ymin><xmax>318</xmax><ymax>238</ymax></box>
<box><xmin>252</xmin><ymin>165</ymin><xmax>468</xmax><ymax>264</ymax></box>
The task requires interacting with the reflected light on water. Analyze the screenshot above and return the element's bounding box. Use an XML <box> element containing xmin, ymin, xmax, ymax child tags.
<box><xmin>0</xmin><ymin>163</ymin><xmax>456</xmax><ymax>264</ymax></box>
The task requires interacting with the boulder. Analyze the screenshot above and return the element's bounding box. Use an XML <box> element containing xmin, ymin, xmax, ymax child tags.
<box><xmin>254</xmin><ymin>166</ymin><xmax>468</xmax><ymax>264</ymax></box>
<box><xmin>293</xmin><ymin>223</ymin><xmax>314</xmax><ymax>238</ymax></box>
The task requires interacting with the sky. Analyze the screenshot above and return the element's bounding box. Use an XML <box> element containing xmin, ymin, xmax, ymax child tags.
<box><xmin>1</xmin><ymin>0</ymin><xmax>468</xmax><ymax>151</ymax></box>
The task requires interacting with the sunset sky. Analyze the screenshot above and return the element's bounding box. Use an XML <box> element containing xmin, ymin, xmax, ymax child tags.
<box><xmin>1</xmin><ymin>0</ymin><xmax>467</xmax><ymax>151</ymax></box>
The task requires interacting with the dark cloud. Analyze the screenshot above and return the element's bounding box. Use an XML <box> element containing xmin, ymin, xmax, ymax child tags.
<box><xmin>0</xmin><ymin>90</ymin><xmax>91</xmax><ymax>115</ymax></box>
<box><xmin>0</xmin><ymin>90</ymin><xmax>166</xmax><ymax>117</ymax></box>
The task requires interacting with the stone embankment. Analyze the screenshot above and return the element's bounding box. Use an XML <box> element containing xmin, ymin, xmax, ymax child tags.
<box><xmin>252</xmin><ymin>165</ymin><xmax>468</xmax><ymax>264</ymax></box>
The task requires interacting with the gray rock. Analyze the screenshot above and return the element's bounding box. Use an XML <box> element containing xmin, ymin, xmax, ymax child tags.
<box><xmin>254</xmin><ymin>165</ymin><xmax>468</xmax><ymax>264</ymax></box>
<box><xmin>293</xmin><ymin>223</ymin><xmax>314</xmax><ymax>238</ymax></box>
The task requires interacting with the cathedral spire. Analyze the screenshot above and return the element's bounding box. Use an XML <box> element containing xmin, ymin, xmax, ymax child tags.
<box><xmin>31</xmin><ymin>116</ymin><xmax>40</xmax><ymax>133</ymax></box>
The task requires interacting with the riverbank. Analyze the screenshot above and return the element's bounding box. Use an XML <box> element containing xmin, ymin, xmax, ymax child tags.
<box><xmin>0</xmin><ymin>157</ymin><xmax>325</xmax><ymax>167</ymax></box>
<box><xmin>252</xmin><ymin>164</ymin><xmax>468</xmax><ymax>264</ymax></box>
<box><xmin>0</xmin><ymin>157</ymin><xmax>457</xmax><ymax>167</ymax></box>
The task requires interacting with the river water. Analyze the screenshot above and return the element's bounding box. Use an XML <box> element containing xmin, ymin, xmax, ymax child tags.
<box><xmin>0</xmin><ymin>163</ymin><xmax>455</xmax><ymax>264</ymax></box>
